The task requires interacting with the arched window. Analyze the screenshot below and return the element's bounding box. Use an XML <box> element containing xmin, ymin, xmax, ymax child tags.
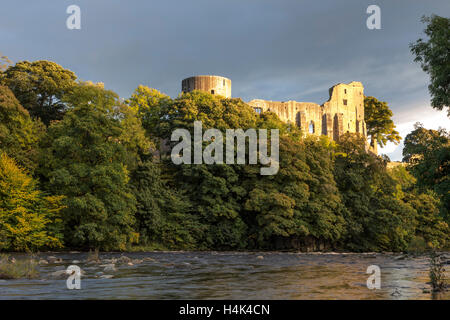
<box><xmin>308</xmin><ymin>121</ymin><xmax>315</xmax><ymax>134</ymax></box>
<box><xmin>254</xmin><ymin>107</ymin><xmax>262</xmax><ymax>115</ymax></box>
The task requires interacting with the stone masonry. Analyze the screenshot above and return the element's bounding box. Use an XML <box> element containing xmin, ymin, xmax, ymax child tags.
<box><xmin>247</xmin><ymin>81</ymin><xmax>367</xmax><ymax>141</ymax></box>
<box><xmin>181</xmin><ymin>76</ymin><xmax>367</xmax><ymax>142</ymax></box>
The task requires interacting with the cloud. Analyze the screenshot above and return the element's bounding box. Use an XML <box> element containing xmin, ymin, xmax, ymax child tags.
<box><xmin>380</xmin><ymin>107</ymin><xmax>450</xmax><ymax>161</ymax></box>
<box><xmin>1</xmin><ymin>0</ymin><xmax>449</xmax><ymax>159</ymax></box>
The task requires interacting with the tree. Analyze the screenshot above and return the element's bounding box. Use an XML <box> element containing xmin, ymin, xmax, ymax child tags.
<box><xmin>114</xmin><ymin>101</ymin><xmax>154</xmax><ymax>172</ymax></box>
<box><xmin>2</xmin><ymin>60</ymin><xmax>77</xmax><ymax>125</ymax></box>
<box><xmin>175</xmin><ymin>162</ymin><xmax>248</xmax><ymax>249</ymax></box>
<box><xmin>126</xmin><ymin>85</ymin><xmax>173</xmax><ymax>139</ymax></box>
<box><xmin>130</xmin><ymin>161</ymin><xmax>199</xmax><ymax>249</ymax></box>
<box><xmin>0</xmin><ymin>152</ymin><xmax>64</xmax><ymax>252</ymax></box>
<box><xmin>157</xmin><ymin>91</ymin><xmax>261</xmax><ymax>249</ymax></box>
<box><xmin>405</xmin><ymin>192</ymin><xmax>449</xmax><ymax>249</ymax></box>
<box><xmin>0</xmin><ymin>85</ymin><xmax>44</xmax><ymax>172</ymax></box>
<box><xmin>364</xmin><ymin>96</ymin><xmax>401</xmax><ymax>148</ymax></box>
<box><xmin>244</xmin><ymin>136</ymin><xmax>345</xmax><ymax>250</ymax></box>
<box><xmin>388</xmin><ymin>165</ymin><xmax>449</xmax><ymax>249</ymax></box>
<box><xmin>335</xmin><ymin>133</ymin><xmax>415</xmax><ymax>251</ymax></box>
<box><xmin>403</xmin><ymin>123</ymin><xmax>450</xmax><ymax>219</ymax></box>
<box><xmin>410</xmin><ymin>15</ymin><xmax>450</xmax><ymax>116</ymax></box>
<box><xmin>39</xmin><ymin>82</ymin><xmax>136</xmax><ymax>250</ymax></box>
<box><xmin>0</xmin><ymin>53</ymin><xmax>11</xmax><ymax>72</ymax></box>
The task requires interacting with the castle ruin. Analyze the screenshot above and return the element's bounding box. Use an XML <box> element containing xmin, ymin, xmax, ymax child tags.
<box><xmin>181</xmin><ymin>75</ymin><xmax>369</xmax><ymax>146</ymax></box>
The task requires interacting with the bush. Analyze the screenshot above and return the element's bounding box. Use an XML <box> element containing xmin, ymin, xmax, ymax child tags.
<box><xmin>0</xmin><ymin>254</ymin><xmax>38</xmax><ymax>279</ymax></box>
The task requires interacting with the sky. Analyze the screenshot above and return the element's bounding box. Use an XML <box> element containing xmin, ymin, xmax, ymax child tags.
<box><xmin>1</xmin><ymin>0</ymin><xmax>449</xmax><ymax>160</ymax></box>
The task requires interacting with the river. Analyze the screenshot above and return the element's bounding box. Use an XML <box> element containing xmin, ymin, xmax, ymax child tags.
<box><xmin>0</xmin><ymin>252</ymin><xmax>448</xmax><ymax>300</ymax></box>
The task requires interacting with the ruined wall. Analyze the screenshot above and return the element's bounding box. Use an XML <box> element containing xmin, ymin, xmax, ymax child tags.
<box><xmin>247</xmin><ymin>99</ymin><xmax>323</xmax><ymax>137</ymax></box>
<box><xmin>248</xmin><ymin>81</ymin><xmax>367</xmax><ymax>142</ymax></box>
<box><xmin>182</xmin><ymin>75</ymin><xmax>232</xmax><ymax>98</ymax></box>
<box><xmin>179</xmin><ymin>76</ymin><xmax>368</xmax><ymax>144</ymax></box>
<box><xmin>322</xmin><ymin>81</ymin><xmax>366</xmax><ymax>140</ymax></box>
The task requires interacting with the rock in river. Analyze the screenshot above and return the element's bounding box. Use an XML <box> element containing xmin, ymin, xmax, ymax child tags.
<box><xmin>50</xmin><ymin>270</ymin><xmax>68</xmax><ymax>279</ymax></box>
<box><xmin>102</xmin><ymin>264</ymin><xmax>116</xmax><ymax>272</ymax></box>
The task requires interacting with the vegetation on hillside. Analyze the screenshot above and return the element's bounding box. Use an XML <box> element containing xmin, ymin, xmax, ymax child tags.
<box><xmin>0</xmin><ymin>33</ymin><xmax>448</xmax><ymax>252</ymax></box>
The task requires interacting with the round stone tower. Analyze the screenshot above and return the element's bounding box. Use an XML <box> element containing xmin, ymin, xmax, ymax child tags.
<box><xmin>181</xmin><ymin>75</ymin><xmax>231</xmax><ymax>98</ymax></box>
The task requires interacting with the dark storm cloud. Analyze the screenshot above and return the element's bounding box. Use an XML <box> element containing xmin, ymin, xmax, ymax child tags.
<box><xmin>1</xmin><ymin>0</ymin><xmax>449</xmax><ymax>159</ymax></box>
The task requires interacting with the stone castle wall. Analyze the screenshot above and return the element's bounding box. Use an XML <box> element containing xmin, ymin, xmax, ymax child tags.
<box><xmin>182</xmin><ymin>75</ymin><xmax>232</xmax><ymax>98</ymax></box>
<box><xmin>181</xmin><ymin>76</ymin><xmax>368</xmax><ymax>143</ymax></box>
<box><xmin>247</xmin><ymin>81</ymin><xmax>367</xmax><ymax>141</ymax></box>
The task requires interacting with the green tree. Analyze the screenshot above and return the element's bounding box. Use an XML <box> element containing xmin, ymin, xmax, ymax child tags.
<box><xmin>244</xmin><ymin>136</ymin><xmax>345</xmax><ymax>249</ymax></box>
<box><xmin>388</xmin><ymin>165</ymin><xmax>448</xmax><ymax>249</ymax></box>
<box><xmin>335</xmin><ymin>134</ymin><xmax>415</xmax><ymax>251</ymax></box>
<box><xmin>175</xmin><ymin>163</ymin><xmax>247</xmax><ymax>249</ymax></box>
<box><xmin>130</xmin><ymin>161</ymin><xmax>199</xmax><ymax>249</ymax></box>
<box><xmin>39</xmin><ymin>82</ymin><xmax>136</xmax><ymax>250</ymax></box>
<box><xmin>2</xmin><ymin>60</ymin><xmax>77</xmax><ymax>125</ymax></box>
<box><xmin>126</xmin><ymin>85</ymin><xmax>173</xmax><ymax>139</ymax></box>
<box><xmin>403</xmin><ymin>123</ymin><xmax>450</xmax><ymax>219</ymax></box>
<box><xmin>364</xmin><ymin>96</ymin><xmax>401</xmax><ymax>148</ymax></box>
<box><xmin>0</xmin><ymin>85</ymin><xmax>44</xmax><ymax>172</ymax></box>
<box><xmin>0</xmin><ymin>152</ymin><xmax>64</xmax><ymax>252</ymax></box>
<box><xmin>388</xmin><ymin>165</ymin><xmax>416</xmax><ymax>200</ymax></box>
<box><xmin>410</xmin><ymin>15</ymin><xmax>450</xmax><ymax>116</ymax></box>
<box><xmin>114</xmin><ymin>101</ymin><xmax>154</xmax><ymax>171</ymax></box>
<box><xmin>158</xmin><ymin>91</ymin><xmax>261</xmax><ymax>249</ymax></box>
<box><xmin>0</xmin><ymin>53</ymin><xmax>11</xmax><ymax>72</ymax></box>
<box><xmin>405</xmin><ymin>192</ymin><xmax>449</xmax><ymax>249</ymax></box>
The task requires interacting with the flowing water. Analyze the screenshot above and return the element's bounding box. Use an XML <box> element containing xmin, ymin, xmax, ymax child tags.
<box><xmin>0</xmin><ymin>252</ymin><xmax>448</xmax><ymax>300</ymax></box>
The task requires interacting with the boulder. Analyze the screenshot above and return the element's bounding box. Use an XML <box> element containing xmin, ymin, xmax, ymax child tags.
<box><xmin>50</xmin><ymin>270</ymin><xmax>68</xmax><ymax>279</ymax></box>
<box><xmin>144</xmin><ymin>257</ymin><xmax>156</xmax><ymax>262</ymax></box>
<box><xmin>103</xmin><ymin>264</ymin><xmax>116</xmax><ymax>272</ymax></box>
<box><xmin>47</xmin><ymin>256</ymin><xmax>63</xmax><ymax>264</ymax></box>
<box><xmin>117</xmin><ymin>256</ymin><xmax>131</xmax><ymax>264</ymax></box>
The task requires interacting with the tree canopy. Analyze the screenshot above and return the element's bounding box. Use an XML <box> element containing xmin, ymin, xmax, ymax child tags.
<box><xmin>1</xmin><ymin>60</ymin><xmax>77</xmax><ymax>126</ymax></box>
<box><xmin>410</xmin><ymin>15</ymin><xmax>450</xmax><ymax>116</ymax></box>
<box><xmin>364</xmin><ymin>96</ymin><xmax>401</xmax><ymax>148</ymax></box>
<box><xmin>39</xmin><ymin>82</ymin><xmax>137</xmax><ymax>250</ymax></box>
<box><xmin>0</xmin><ymin>58</ymin><xmax>448</xmax><ymax>253</ymax></box>
<box><xmin>403</xmin><ymin>122</ymin><xmax>450</xmax><ymax>220</ymax></box>
<box><xmin>0</xmin><ymin>85</ymin><xmax>44</xmax><ymax>172</ymax></box>
<box><xmin>0</xmin><ymin>53</ymin><xmax>11</xmax><ymax>72</ymax></box>
<box><xmin>0</xmin><ymin>152</ymin><xmax>64</xmax><ymax>252</ymax></box>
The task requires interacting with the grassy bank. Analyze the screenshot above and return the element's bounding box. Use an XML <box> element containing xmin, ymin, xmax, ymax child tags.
<box><xmin>0</xmin><ymin>254</ymin><xmax>39</xmax><ymax>279</ymax></box>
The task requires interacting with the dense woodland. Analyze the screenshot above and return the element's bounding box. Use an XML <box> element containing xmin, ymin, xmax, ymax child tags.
<box><xmin>0</xmin><ymin>15</ymin><xmax>448</xmax><ymax>253</ymax></box>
